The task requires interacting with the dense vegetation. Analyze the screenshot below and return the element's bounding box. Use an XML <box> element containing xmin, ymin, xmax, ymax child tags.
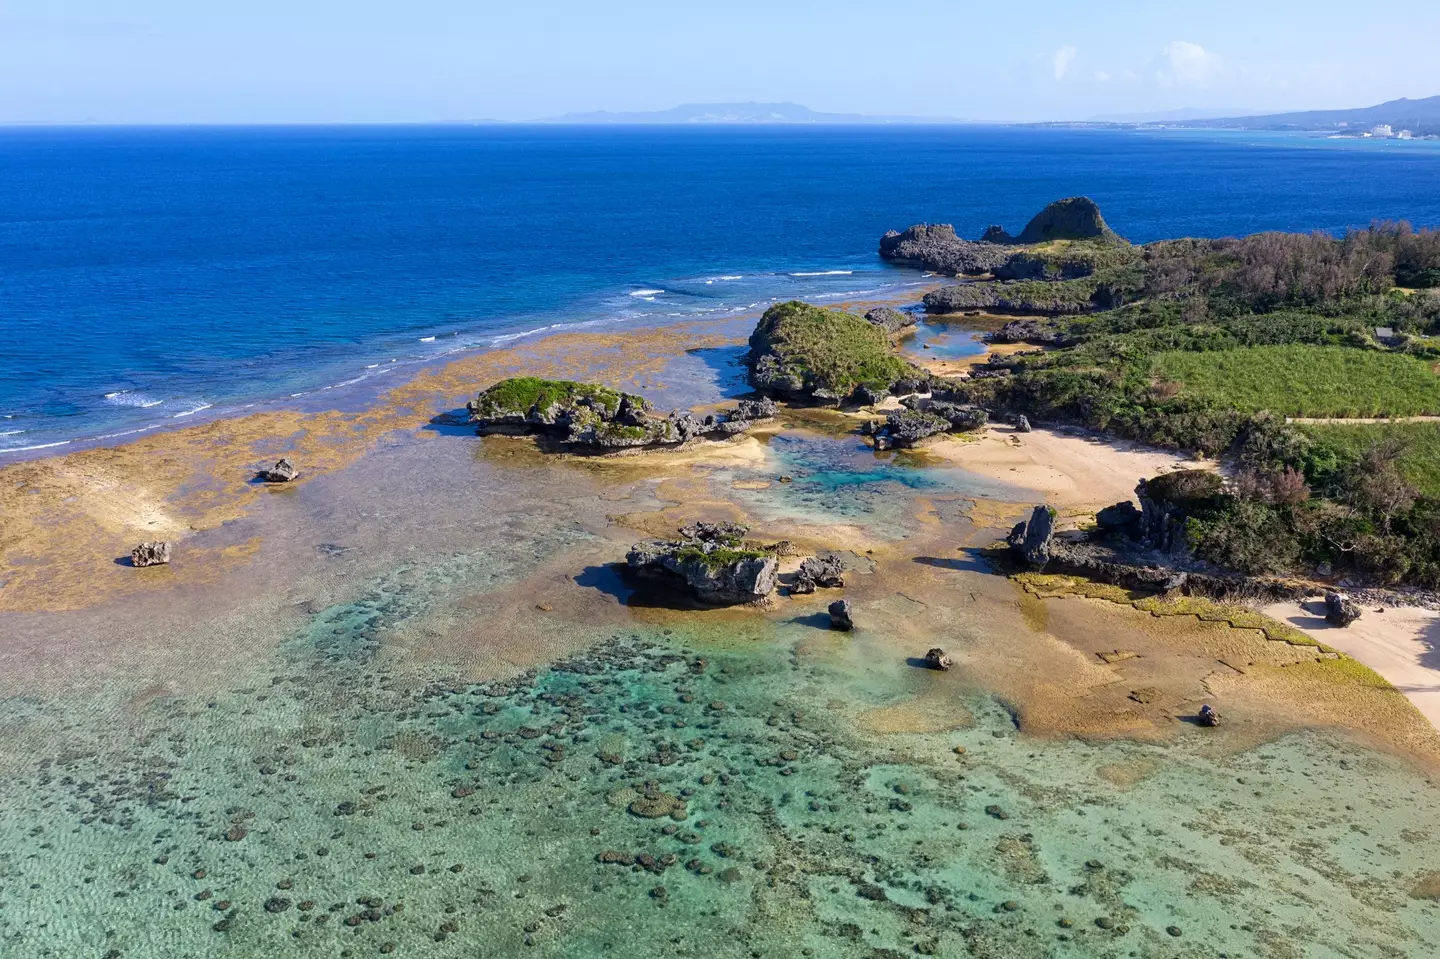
<box><xmin>940</xmin><ymin>219</ymin><xmax>1440</xmax><ymax>585</ymax></box>
<box><xmin>469</xmin><ymin>377</ymin><xmax>632</xmax><ymax>418</ymax></box>
<box><xmin>749</xmin><ymin>300</ymin><xmax>920</xmax><ymax>396</ymax></box>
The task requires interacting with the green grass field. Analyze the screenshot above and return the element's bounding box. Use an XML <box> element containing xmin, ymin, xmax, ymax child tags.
<box><xmin>1153</xmin><ymin>346</ymin><xmax>1440</xmax><ymax>417</ymax></box>
<box><xmin>1299</xmin><ymin>422</ymin><xmax>1440</xmax><ymax>496</ymax></box>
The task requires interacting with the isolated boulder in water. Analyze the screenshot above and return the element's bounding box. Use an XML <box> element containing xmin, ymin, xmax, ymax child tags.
<box><xmin>1197</xmin><ymin>704</ymin><xmax>1221</xmax><ymax>728</ymax></box>
<box><xmin>792</xmin><ymin>554</ymin><xmax>846</xmax><ymax>594</ymax></box>
<box><xmin>923</xmin><ymin>647</ymin><xmax>953</xmax><ymax>671</ymax></box>
<box><xmin>257</xmin><ymin>458</ymin><xmax>300</xmax><ymax>483</ymax></box>
<box><xmin>626</xmin><ymin>523</ymin><xmax>778</xmax><ymax>605</ymax></box>
<box><xmin>131</xmin><ymin>541</ymin><xmax>172</xmax><ymax>568</ymax></box>
<box><xmin>1323</xmin><ymin>592</ymin><xmax>1362</xmax><ymax>627</ymax></box>
<box><xmin>828</xmin><ymin>599</ymin><xmax>854</xmax><ymax>631</ymax></box>
<box><xmin>864</xmin><ymin>306</ymin><xmax>918</xmax><ymax>335</ymax></box>
<box><xmin>1007</xmin><ymin>505</ymin><xmax>1055</xmax><ymax>568</ymax></box>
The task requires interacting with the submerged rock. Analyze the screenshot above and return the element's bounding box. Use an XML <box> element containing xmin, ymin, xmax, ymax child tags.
<box><xmin>626</xmin><ymin>523</ymin><xmax>778</xmax><ymax>605</ymax></box>
<box><xmin>1324</xmin><ymin>592</ymin><xmax>1362</xmax><ymax>627</ymax></box>
<box><xmin>791</xmin><ymin>554</ymin><xmax>845</xmax><ymax>594</ymax></box>
<box><xmin>1007</xmin><ymin>505</ymin><xmax>1055</xmax><ymax>569</ymax></box>
<box><xmin>923</xmin><ymin>648</ymin><xmax>953</xmax><ymax>671</ymax></box>
<box><xmin>256</xmin><ymin>458</ymin><xmax>300</xmax><ymax>483</ymax></box>
<box><xmin>130</xmin><ymin>541</ymin><xmax>172</xmax><ymax>568</ymax></box>
<box><xmin>828</xmin><ymin>600</ymin><xmax>854</xmax><ymax>631</ymax></box>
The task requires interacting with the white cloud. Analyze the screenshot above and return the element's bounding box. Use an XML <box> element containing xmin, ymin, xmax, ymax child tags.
<box><xmin>1051</xmin><ymin>45</ymin><xmax>1078</xmax><ymax>81</ymax></box>
<box><xmin>1155</xmin><ymin>40</ymin><xmax>1219</xmax><ymax>88</ymax></box>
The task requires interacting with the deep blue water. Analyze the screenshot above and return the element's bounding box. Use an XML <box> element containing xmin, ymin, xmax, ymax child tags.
<box><xmin>4</xmin><ymin>124</ymin><xmax>1440</xmax><ymax>454</ymax></box>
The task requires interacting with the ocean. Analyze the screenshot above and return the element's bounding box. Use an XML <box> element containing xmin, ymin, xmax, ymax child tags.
<box><xmin>3</xmin><ymin>124</ymin><xmax>1440</xmax><ymax>454</ymax></box>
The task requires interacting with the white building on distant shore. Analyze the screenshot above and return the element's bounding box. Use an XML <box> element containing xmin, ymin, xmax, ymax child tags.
<box><xmin>1371</xmin><ymin>124</ymin><xmax>1395</xmax><ymax>138</ymax></box>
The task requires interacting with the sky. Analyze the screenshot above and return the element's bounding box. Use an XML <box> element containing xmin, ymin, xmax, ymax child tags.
<box><xmin>2</xmin><ymin>0</ymin><xmax>1439</xmax><ymax>124</ymax></box>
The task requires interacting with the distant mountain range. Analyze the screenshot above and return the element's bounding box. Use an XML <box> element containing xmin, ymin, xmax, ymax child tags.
<box><xmin>1177</xmin><ymin>96</ymin><xmax>1440</xmax><ymax>134</ymax></box>
<box><xmin>542</xmin><ymin>102</ymin><xmax>961</xmax><ymax>124</ymax></box>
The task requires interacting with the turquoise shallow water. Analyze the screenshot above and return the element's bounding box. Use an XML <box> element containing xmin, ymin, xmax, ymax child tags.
<box><xmin>1</xmin><ymin>543</ymin><xmax>1438</xmax><ymax>957</ymax></box>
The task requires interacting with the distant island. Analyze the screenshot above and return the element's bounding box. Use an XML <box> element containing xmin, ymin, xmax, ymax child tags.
<box><xmin>541</xmin><ymin>101</ymin><xmax>961</xmax><ymax>124</ymax></box>
<box><xmin>1071</xmin><ymin>95</ymin><xmax>1440</xmax><ymax>139</ymax></box>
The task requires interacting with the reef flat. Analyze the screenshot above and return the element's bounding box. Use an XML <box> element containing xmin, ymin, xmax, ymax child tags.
<box><xmin>2</xmin><ymin>250</ymin><xmax>1440</xmax><ymax>958</ymax></box>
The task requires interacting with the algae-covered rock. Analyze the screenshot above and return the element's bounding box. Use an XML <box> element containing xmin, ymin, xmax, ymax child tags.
<box><xmin>626</xmin><ymin>523</ymin><xmax>778</xmax><ymax>605</ymax></box>
<box><xmin>467</xmin><ymin>377</ymin><xmax>762</xmax><ymax>451</ymax></box>
<box><xmin>747</xmin><ymin>301</ymin><xmax>923</xmax><ymax>403</ymax></box>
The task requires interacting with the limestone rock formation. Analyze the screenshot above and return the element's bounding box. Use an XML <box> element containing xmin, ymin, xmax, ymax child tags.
<box><xmin>791</xmin><ymin>554</ymin><xmax>845</xmax><ymax>594</ymax></box>
<box><xmin>1094</xmin><ymin>500</ymin><xmax>1141</xmax><ymax>531</ymax></box>
<box><xmin>872</xmin><ymin>399</ymin><xmax>988</xmax><ymax>450</ymax></box>
<box><xmin>877</xmin><ymin>224</ymin><xmax>1011</xmax><ymax>276</ymax></box>
<box><xmin>828</xmin><ymin>599</ymin><xmax>854</xmax><ymax>631</ymax></box>
<box><xmin>256</xmin><ymin>458</ymin><xmax>300</xmax><ymax>483</ymax></box>
<box><xmin>863</xmin><ymin>306</ymin><xmax>919</xmax><ymax>336</ymax></box>
<box><xmin>1197</xmin><ymin>704</ymin><xmax>1221</xmax><ymax>728</ymax></box>
<box><xmin>468</xmin><ymin>378</ymin><xmax>764</xmax><ymax>451</ymax></box>
<box><xmin>1015</xmin><ymin>414</ymin><xmax>1032</xmax><ymax>433</ymax></box>
<box><xmin>986</xmin><ymin>197</ymin><xmax>1125</xmax><ymax>246</ymax></box>
<box><xmin>626</xmin><ymin>523</ymin><xmax>778</xmax><ymax>605</ymax></box>
<box><xmin>923</xmin><ymin>647</ymin><xmax>953</xmax><ymax>671</ymax></box>
<box><xmin>1324</xmin><ymin>591</ymin><xmax>1362</xmax><ymax>627</ymax></box>
<box><xmin>1136</xmin><ymin>471</ymin><xmax>1224</xmax><ymax>555</ymax></box>
<box><xmin>1007</xmin><ymin>505</ymin><xmax>1056</xmax><ymax>569</ymax></box>
<box><xmin>747</xmin><ymin>301</ymin><xmax>921</xmax><ymax>404</ymax></box>
<box><xmin>130</xmin><ymin>541</ymin><xmax>172</xmax><ymax>567</ymax></box>
<box><xmin>986</xmin><ymin>318</ymin><xmax>1071</xmax><ymax>345</ymax></box>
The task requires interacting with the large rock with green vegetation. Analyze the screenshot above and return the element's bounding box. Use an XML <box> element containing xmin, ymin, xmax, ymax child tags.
<box><xmin>1138</xmin><ymin>471</ymin><xmax>1224</xmax><ymax>555</ymax></box>
<box><xmin>467</xmin><ymin>378</ymin><xmax>771</xmax><ymax>451</ymax></box>
<box><xmin>922</xmin><ymin>277</ymin><xmax>1110</xmax><ymax>316</ymax></box>
<box><xmin>748</xmin><ymin>301</ymin><xmax>923</xmax><ymax>404</ymax></box>
<box><xmin>987</xmin><ymin>197</ymin><xmax>1127</xmax><ymax>246</ymax></box>
<box><xmin>864</xmin><ymin>306</ymin><xmax>918</xmax><ymax>335</ymax></box>
<box><xmin>625</xmin><ymin>522</ymin><xmax>778</xmax><ymax>605</ymax></box>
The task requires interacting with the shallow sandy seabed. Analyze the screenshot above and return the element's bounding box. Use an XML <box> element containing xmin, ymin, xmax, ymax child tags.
<box><xmin>2</xmin><ymin>316</ymin><xmax>1440</xmax><ymax>957</ymax></box>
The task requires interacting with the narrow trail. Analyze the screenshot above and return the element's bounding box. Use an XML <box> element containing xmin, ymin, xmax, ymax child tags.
<box><xmin>1286</xmin><ymin>415</ymin><xmax>1440</xmax><ymax>424</ymax></box>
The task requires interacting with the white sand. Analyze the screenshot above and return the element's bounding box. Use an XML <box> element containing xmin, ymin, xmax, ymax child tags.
<box><xmin>1264</xmin><ymin>600</ymin><xmax>1440</xmax><ymax>730</ymax></box>
<box><xmin>930</xmin><ymin>426</ymin><xmax>1213</xmax><ymax>513</ymax></box>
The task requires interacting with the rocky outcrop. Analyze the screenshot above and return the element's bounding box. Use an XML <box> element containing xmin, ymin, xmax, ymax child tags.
<box><xmin>626</xmin><ymin>523</ymin><xmax>778</xmax><ymax>605</ymax></box>
<box><xmin>1197</xmin><ymin>704</ymin><xmax>1221</xmax><ymax>727</ymax></box>
<box><xmin>1034</xmin><ymin>541</ymin><xmax>1310</xmax><ymax>603</ymax></box>
<box><xmin>256</xmin><ymin>458</ymin><xmax>300</xmax><ymax>483</ymax></box>
<box><xmin>877</xmin><ymin>224</ymin><xmax>1010</xmax><ymax>276</ymax></box>
<box><xmin>131</xmin><ymin>541</ymin><xmax>172</xmax><ymax>567</ymax></box>
<box><xmin>1007</xmin><ymin>505</ymin><xmax>1055</xmax><ymax>569</ymax></box>
<box><xmin>870</xmin><ymin>398</ymin><xmax>988</xmax><ymax>450</ymax></box>
<box><xmin>1094</xmin><ymin>500</ymin><xmax>1141</xmax><ymax>531</ymax></box>
<box><xmin>922</xmin><ymin>283</ymin><xmax>1099</xmax><ymax>318</ymax></box>
<box><xmin>986</xmin><ymin>318</ymin><xmax>1072</xmax><ymax>346</ymax></box>
<box><xmin>1324</xmin><ymin>591</ymin><xmax>1362</xmax><ymax>627</ymax></box>
<box><xmin>791</xmin><ymin>555</ymin><xmax>845</xmax><ymax>594</ymax></box>
<box><xmin>468</xmin><ymin>378</ymin><xmax>766</xmax><ymax>452</ymax></box>
<box><xmin>1137</xmin><ymin>471</ymin><xmax>1224</xmax><ymax>555</ymax></box>
<box><xmin>986</xmin><ymin>197</ymin><xmax>1125</xmax><ymax>246</ymax></box>
<box><xmin>747</xmin><ymin>301</ymin><xmax>920</xmax><ymax>404</ymax></box>
<box><xmin>864</xmin><ymin>306</ymin><xmax>919</xmax><ymax>336</ymax></box>
<box><xmin>923</xmin><ymin>647</ymin><xmax>953</xmax><ymax>670</ymax></box>
<box><xmin>1015</xmin><ymin>415</ymin><xmax>1032</xmax><ymax>433</ymax></box>
<box><xmin>828</xmin><ymin>600</ymin><xmax>854</xmax><ymax>631</ymax></box>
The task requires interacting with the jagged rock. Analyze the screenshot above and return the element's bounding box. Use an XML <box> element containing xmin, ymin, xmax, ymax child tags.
<box><xmin>1324</xmin><ymin>591</ymin><xmax>1362</xmax><ymax>627</ymax></box>
<box><xmin>1007</xmin><ymin>505</ymin><xmax>1055</xmax><ymax>569</ymax></box>
<box><xmin>986</xmin><ymin>197</ymin><xmax>1125</xmax><ymax>245</ymax></box>
<box><xmin>828</xmin><ymin>600</ymin><xmax>854</xmax><ymax>631</ymax></box>
<box><xmin>1094</xmin><ymin>501</ymin><xmax>1141</xmax><ymax>531</ymax></box>
<box><xmin>848</xmin><ymin>384</ymin><xmax>889</xmax><ymax>407</ymax></box>
<box><xmin>468</xmin><ymin>378</ymin><xmax>761</xmax><ymax>451</ymax></box>
<box><xmin>626</xmin><ymin>524</ymin><xmax>778</xmax><ymax>605</ymax></box>
<box><xmin>1197</xmin><ymin>704</ymin><xmax>1221</xmax><ymax>728</ymax></box>
<box><xmin>872</xmin><ymin>409</ymin><xmax>950</xmax><ymax>450</ymax></box>
<box><xmin>1015</xmin><ymin>415</ymin><xmax>1032</xmax><ymax>433</ymax></box>
<box><xmin>864</xmin><ymin>307</ymin><xmax>918</xmax><ymax>335</ymax></box>
<box><xmin>878</xmin><ymin>224</ymin><xmax>1011</xmax><ymax>276</ymax></box>
<box><xmin>257</xmin><ymin>458</ymin><xmax>300</xmax><ymax>483</ymax></box>
<box><xmin>130</xmin><ymin>541</ymin><xmax>172</xmax><ymax>567</ymax></box>
<box><xmin>923</xmin><ymin>647</ymin><xmax>953</xmax><ymax>671</ymax></box>
<box><xmin>987</xmin><ymin>318</ymin><xmax>1070</xmax><ymax>345</ymax></box>
<box><xmin>792</xmin><ymin>555</ymin><xmax>845</xmax><ymax>594</ymax></box>
<box><xmin>889</xmin><ymin>376</ymin><xmax>932</xmax><ymax>397</ymax></box>
<box><xmin>1137</xmin><ymin>472</ymin><xmax>1223</xmax><ymax>555</ymax></box>
<box><xmin>810</xmin><ymin>388</ymin><xmax>843</xmax><ymax>407</ymax></box>
<box><xmin>900</xmin><ymin>397</ymin><xmax>988</xmax><ymax>432</ymax></box>
<box><xmin>704</xmin><ymin>398</ymin><xmax>778</xmax><ymax>436</ymax></box>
